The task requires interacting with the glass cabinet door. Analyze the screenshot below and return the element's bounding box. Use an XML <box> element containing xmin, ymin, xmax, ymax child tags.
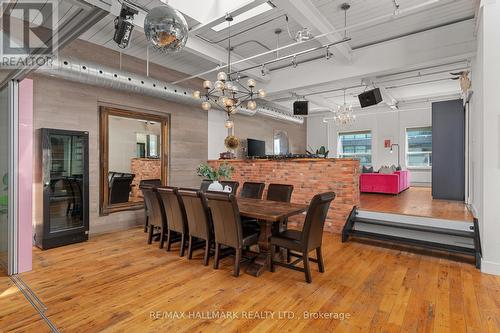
<box><xmin>45</xmin><ymin>133</ymin><xmax>86</xmax><ymax>232</ymax></box>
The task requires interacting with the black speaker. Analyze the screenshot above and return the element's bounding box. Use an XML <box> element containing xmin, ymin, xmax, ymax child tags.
<box><xmin>293</xmin><ymin>101</ymin><xmax>309</xmax><ymax>115</ymax></box>
<box><xmin>358</xmin><ymin>88</ymin><xmax>383</xmax><ymax>108</ymax></box>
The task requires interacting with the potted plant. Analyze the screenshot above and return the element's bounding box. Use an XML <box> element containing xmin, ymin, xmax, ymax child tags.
<box><xmin>196</xmin><ymin>163</ymin><xmax>234</xmax><ymax>191</ymax></box>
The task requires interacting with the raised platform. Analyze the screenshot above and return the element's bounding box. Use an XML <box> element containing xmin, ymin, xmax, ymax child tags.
<box><xmin>359</xmin><ymin>187</ymin><xmax>473</xmax><ymax>222</ymax></box>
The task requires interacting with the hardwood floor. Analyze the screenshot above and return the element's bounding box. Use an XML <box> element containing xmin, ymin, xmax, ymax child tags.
<box><xmin>1</xmin><ymin>227</ymin><xmax>499</xmax><ymax>332</ymax></box>
<box><xmin>359</xmin><ymin>187</ymin><xmax>474</xmax><ymax>221</ymax></box>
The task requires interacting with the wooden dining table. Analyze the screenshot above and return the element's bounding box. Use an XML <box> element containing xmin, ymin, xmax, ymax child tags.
<box><xmin>237</xmin><ymin>197</ymin><xmax>309</xmax><ymax>277</ymax></box>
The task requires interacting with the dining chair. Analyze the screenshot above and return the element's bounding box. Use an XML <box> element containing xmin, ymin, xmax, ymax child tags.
<box><xmin>267</xmin><ymin>184</ymin><xmax>294</xmax><ymax>233</ymax></box>
<box><xmin>240</xmin><ymin>182</ymin><xmax>265</xmax><ymax>199</ymax></box>
<box><xmin>140</xmin><ymin>179</ymin><xmax>161</xmax><ymax>232</ymax></box>
<box><xmin>269</xmin><ymin>192</ymin><xmax>335</xmax><ymax>283</ymax></box>
<box><xmin>156</xmin><ymin>186</ymin><xmax>189</xmax><ymax>256</ymax></box>
<box><xmin>140</xmin><ymin>185</ymin><xmax>167</xmax><ymax>248</ymax></box>
<box><xmin>177</xmin><ymin>189</ymin><xmax>213</xmax><ymax>266</ymax></box>
<box><xmin>220</xmin><ymin>181</ymin><xmax>239</xmax><ymax>195</ymax></box>
<box><xmin>205</xmin><ymin>192</ymin><xmax>259</xmax><ymax>277</ymax></box>
<box><xmin>199</xmin><ymin>179</ymin><xmax>212</xmax><ymax>192</ymax></box>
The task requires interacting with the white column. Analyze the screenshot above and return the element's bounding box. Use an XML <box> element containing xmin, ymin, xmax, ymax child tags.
<box><xmin>478</xmin><ymin>0</ymin><xmax>500</xmax><ymax>275</ymax></box>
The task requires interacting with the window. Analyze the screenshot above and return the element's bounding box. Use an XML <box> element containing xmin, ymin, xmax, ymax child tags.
<box><xmin>406</xmin><ymin>127</ymin><xmax>432</xmax><ymax>168</ymax></box>
<box><xmin>338</xmin><ymin>131</ymin><xmax>372</xmax><ymax>166</ymax></box>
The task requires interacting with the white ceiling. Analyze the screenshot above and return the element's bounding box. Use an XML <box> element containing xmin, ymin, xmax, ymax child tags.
<box><xmin>75</xmin><ymin>0</ymin><xmax>478</xmax><ymax>112</ymax></box>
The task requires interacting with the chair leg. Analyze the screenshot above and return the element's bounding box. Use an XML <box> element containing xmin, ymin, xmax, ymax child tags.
<box><xmin>234</xmin><ymin>248</ymin><xmax>241</xmax><ymax>277</ymax></box>
<box><xmin>303</xmin><ymin>252</ymin><xmax>312</xmax><ymax>283</ymax></box>
<box><xmin>316</xmin><ymin>247</ymin><xmax>325</xmax><ymax>273</ymax></box>
<box><xmin>270</xmin><ymin>245</ymin><xmax>276</xmax><ymax>272</ymax></box>
<box><xmin>187</xmin><ymin>236</ymin><xmax>194</xmax><ymax>260</ymax></box>
<box><xmin>213</xmin><ymin>243</ymin><xmax>221</xmax><ymax>269</ymax></box>
<box><xmin>159</xmin><ymin>228</ymin><xmax>165</xmax><ymax>249</ymax></box>
<box><xmin>144</xmin><ymin>215</ymin><xmax>149</xmax><ymax>233</ymax></box>
<box><xmin>286</xmin><ymin>249</ymin><xmax>291</xmax><ymax>263</ymax></box>
<box><xmin>203</xmin><ymin>239</ymin><xmax>210</xmax><ymax>266</ymax></box>
<box><xmin>166</xmin><ymin>230</ymin><xmax>172</xmax><ymax>251</ymax></box>
<box><xmin>179</xmin><ymin>233</ymin><xmax>186</xmax><ymax>257</ymax></box>
<box><xmin>147</xmin><ymin>225</ymin><xmax>154</xmax><ymax>244</ymax></box>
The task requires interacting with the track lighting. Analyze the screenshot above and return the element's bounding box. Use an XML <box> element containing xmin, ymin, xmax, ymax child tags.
<box><xmin>325</xmin><ymin>46</ymin><xmax>332</xmax><ymax>60</ymax></box>
<box><xmin>292</xmin><ymin>56</ymin><xmax>297</xmax><ymax>68</ymax></box>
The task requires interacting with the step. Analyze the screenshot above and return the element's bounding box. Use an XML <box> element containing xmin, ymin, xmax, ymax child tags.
<box><xmin>356</xmin><ymin>209</ymin><xmax>474</xmax><ymax>232</ymax></box>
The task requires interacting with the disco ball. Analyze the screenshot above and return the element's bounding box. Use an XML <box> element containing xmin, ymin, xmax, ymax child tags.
<box><xmin>144</xmin><ymin>5</ymin><xmax>188</xmax><ymax>53</ymax></box>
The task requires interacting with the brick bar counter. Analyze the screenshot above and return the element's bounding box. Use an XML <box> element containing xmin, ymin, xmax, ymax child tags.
<box><xmin>208</xmin><ymin>158</ymin><xmax>360</xmax><ymax>233</ymax></box>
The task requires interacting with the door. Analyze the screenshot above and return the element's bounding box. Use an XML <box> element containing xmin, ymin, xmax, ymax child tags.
<box><xmin>40</xmin><ymin>129</ymin><xmax>89</xmax><ymax>247</ymax></box>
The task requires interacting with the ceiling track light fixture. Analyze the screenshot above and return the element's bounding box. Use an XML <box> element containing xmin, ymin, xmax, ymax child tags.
<box><xmin>192</xmin><ymin>14</ymin><xmax>266</xmax><ymax>127</ymax></box>
<box><xmin>393</xmin><ymin>0</ymin><xmax>401</xmax><ymax>16</ymax></box>
<box><xmin>325</xmin><ymin>46</ymin><xmax>332</xmax><ymax>60</ymax></box>
<box><xmin>292</xmin><ymin>55</ymin><xmax>298</xmax><ymax>68</ymax></box>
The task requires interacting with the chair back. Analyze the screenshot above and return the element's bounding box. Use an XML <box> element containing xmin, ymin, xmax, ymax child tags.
<box><xmin>240</xmin><ymin>182</ymin><xmax>265</xmax><ymax>199</ymax></box>
<box><xmin>178</xmin><ymin>189</ymin><xmax>211</xmax><ymax>240</ymax></box>
<box><xmin>200</xmin><ymin>179</ymin><xmax>212</xmax><ymax>192</ymax></box>
<box><xmin>157</xmin><ymin>187</ymin><xmax>188</xmax><ymax>234</ymax></box>
<box><xmin>220</xmin><ymin>181</ymin><xmax>239</xmax><ymax>195</ymax></box>
<box><xmin>266</xmin><ymin>184</ymin><xmax>294</xmax><ymax>202</ymax></box>
<box><xmin>302</xmin><ymin>192</ymin><xmax>336</xmax><ymax>250</ymax></box>
<box><xmin>109</xmin><ymin>174</ymin><xmax>135</xmax><ymax>204</ymax></box>
<box><xmin>140</xmin><ymin>186</ymin><xmax>165</xmax><ymax>228</ymax></box>
<box><xmin>205</xmin><ymin>192</ymin><xmax>242</xmax><ymax>248</ymax></box>
<box><xmin>140</xmin><ymin>179</ymin><xmax>161</xmax><ymax>187</ymax></box>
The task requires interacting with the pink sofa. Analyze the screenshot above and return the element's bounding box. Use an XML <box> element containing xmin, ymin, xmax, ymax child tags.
<box><xmin>360</xmin><ymin>170</ymin><xmax>410</xmax><ymax>194</ymax></box>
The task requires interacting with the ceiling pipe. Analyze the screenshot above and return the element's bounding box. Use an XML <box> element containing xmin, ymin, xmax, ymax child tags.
<box><xmin>37</xmin><ymin>58</ymin><xmax>303</xmax><ymax>124</ymax></box>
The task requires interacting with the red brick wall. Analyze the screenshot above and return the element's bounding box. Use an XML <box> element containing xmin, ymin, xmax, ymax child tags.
<box><xmin>131</xmin><ymin>158</ymin><xmax>161</xmax><ymax>200</ymax></box>
<box><xmin>208</xmin><ymin>159</ymin><xmax>360</xmax><ymax>233</ymax></box>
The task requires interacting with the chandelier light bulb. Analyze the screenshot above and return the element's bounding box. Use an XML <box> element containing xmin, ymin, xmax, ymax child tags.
<box><xmin>224</xmin><ymin>119</ymin><xmax>234</xmax><ymax>129</ymax></box>
<box><xmin>229</xmin><ymin>106</ymin><xmax>237</xmax><ymax>114</ymax></box>
<box><xmin>202</xmin><ymin>80</ymin><xmax>213</xmax><ymax>89</ymax></box>
<box><xmin>201</xmin><ymin>101</ymin><xmax>211</xmax><ymax>111</ymax></box>
<box><xmin>247</xmin><ymin>79</ymin><xmax>256</xmax><ymax>88</ymax></box>
<box><xmin>247</xmin><ymin>100</ymin><xmax>257</xmax><ymax>110</ymax></box>
<box><xmin>214</xmin><ymin>80</ymin><xmax>224</xmax><ymax>91</ymax></box>
<box><xmin>217</xmin><ymin>71</ymin><xmax>227</xmax><ymax>81</ymax></box>
<box><xmin>192</xmin><ymin>90</ymin><xmax>201</xmax><ymax>99</ymax></box>
<box><xmin>225</xmin><ymin>81</ymin><xmax>233</xmax><ymax>91</ymax></box>
<box><xmin>258</xmin><ymin>89</ymin><xmax>266</xmax><ymax>98</ymax></box>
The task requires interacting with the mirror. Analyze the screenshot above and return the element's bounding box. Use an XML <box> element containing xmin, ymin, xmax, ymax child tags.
<box><xmin>273</xmin><ymin>130</ymin><xmax>289</xmax><ymax>155</ymax></box>
<box><xmin>100</xmin><ymin>107</ymin><xmax>168</xmax><ymax>215</ymax></box>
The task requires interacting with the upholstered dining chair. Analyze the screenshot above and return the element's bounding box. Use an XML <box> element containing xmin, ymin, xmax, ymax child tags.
<box><xmin>269</xmin><ymin>192</ymin><xmax>335</xmax><ymax>283</ymax></box>
<box><xmin>139</xmin><ymin>179</ymin><xmax>161</xmax><ymax>232</ymax></box>
<box><xmin>199</xmin><ymin>179</ymin><xmax>212</xmax><ymax>192</ymax></box>
<box><xmin>240</xmin><ymin>182</ymin><xmax>265</xmax><ymax>199</ymax></box>
<box><xmin>205</xmin><ymin>192</ymin><xmax>259</xmax><ymax>277</ymax></box>
<box><xmin>177</xmin><ymin>189</ymin><xmax>213</xmax><ymax>266</ymax></box>
<box><xmin>267</xmin><ymin>184</ymin><xmax>294</xmax><ymax>232</ymax></box>
<box><xmin>219</xmin><ymin>181</ymin><xmax>239</xmax><ymax>195</ymax></box>
<box><xmin>140</xmin><ymin>185</ymin><xmax>167</xmax><ymax>248</ymax></box>
<box><xmin>156</xmin><ymin>187</ymin><xmax>189</xmax><ymax>256</ymax></box>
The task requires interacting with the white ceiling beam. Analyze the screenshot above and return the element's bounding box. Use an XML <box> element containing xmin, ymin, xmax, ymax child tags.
<box><xmin>262</xmin><ymin>20</ymin><xmax>476</xmax><ymax>94</ymax></box>
<box><xmin>274</xmin><ymin>0</ymin><xmax>352</xmax><ymax>62</ymax></box>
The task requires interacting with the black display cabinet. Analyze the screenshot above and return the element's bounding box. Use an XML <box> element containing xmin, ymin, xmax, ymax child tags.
<box><xmin>35</xmin><ymin>129</ymin><xmax>89</xmax><ymax>249</ymax></box>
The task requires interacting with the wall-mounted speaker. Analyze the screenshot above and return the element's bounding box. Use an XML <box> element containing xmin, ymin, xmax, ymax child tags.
<box><xmin>358</xmin><ymin>88</ymin><xmax>383</xmax><ymax>108</ymax></box>
<box><xmin>293</xmin><ymin>101</ymin><xmax>309</xmax><ymax>115</ymax></box>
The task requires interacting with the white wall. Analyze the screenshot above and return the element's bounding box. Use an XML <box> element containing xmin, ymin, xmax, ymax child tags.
<box><xmin>470</xmin><ymin>2</ymin><xmax>500</xmax><ymax>276</ymax></box>
<box><xmin>207</xmin><ymin>110</ymin><xmax>228</xmax><ymax>160</ymax></box>
<box><xmin>309</xmin><ymin>102</ymin><xmax>433</xmax><ymax>184</ymax></box>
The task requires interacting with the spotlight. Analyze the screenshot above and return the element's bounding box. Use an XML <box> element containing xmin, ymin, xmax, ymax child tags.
<box><xmin>113</xmin><ymin>4</ymin><xmax>138</xmax><ymax>49</ymax></box>
<box><xmin>325</xmin><ymin>46</ymin><xmax>332</xmax><ymax>60</ymax></box>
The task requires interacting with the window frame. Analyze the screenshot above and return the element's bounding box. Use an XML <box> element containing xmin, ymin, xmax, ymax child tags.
<box><xmin>405</xmin><ymin>126</ymin><xmax>432</xmax><ymax>170</ymax></box>
<box><xmin>337</xmin><ymin>130</ymin><xmax>373</xmax><ymax>166</ymax></box>
<box><xmin>99</xmin><ymin>106</ymin><xmax>169</xmax><ymax>216</ymax></box>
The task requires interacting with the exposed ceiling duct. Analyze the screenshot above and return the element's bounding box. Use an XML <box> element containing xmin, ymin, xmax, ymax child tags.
<box><xmin>37</xmin><ymin>58</ymin><xmax>303</xmax><ymax>124</ymax></box>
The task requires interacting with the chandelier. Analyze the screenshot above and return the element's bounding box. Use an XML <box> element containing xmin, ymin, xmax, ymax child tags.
<box><xmin>192</xmin><ymin>14</ymin><xmax>265</xmax><ymax>128</ymax></box>
<box><xmin>332</xmin><ymin>89</ymin><xmax>356</xmax><ymax>128</ymax></box>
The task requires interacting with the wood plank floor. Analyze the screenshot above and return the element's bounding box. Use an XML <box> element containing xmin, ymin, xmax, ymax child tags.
<box><xmin>1</xmin><ymin>227</ymin><xmax>499</xmax><ymax>332</ymax></box>
<box><xmin>359</xmin><ymin>187</ymin><xmax>474</xmax><ymax>221</ymax></box>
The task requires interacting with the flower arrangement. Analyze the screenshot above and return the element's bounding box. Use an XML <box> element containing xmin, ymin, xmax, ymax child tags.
<box><xmin>196</xmin><ymin>163</ymin><xmax>234</xmax><ymax>181</ymax></box>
